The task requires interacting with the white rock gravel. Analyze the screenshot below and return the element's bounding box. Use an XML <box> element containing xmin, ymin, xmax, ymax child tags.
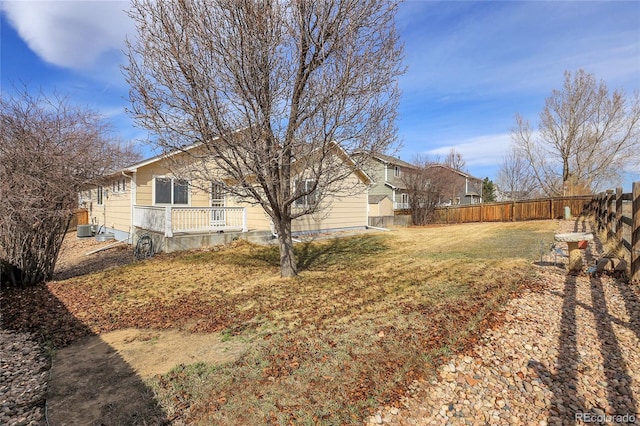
<box><xmin>369</xmin><ymin>220</ymin><xmax>640</xmax><ymax>425</ymax></box>
<box><xmin>0</xmin><ymin>331</ymin><xmax>48</xmax><ymax>426</ymax></box>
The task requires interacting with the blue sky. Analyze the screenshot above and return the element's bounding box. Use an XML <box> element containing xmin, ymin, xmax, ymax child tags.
<box><xmin>2</xmin><ymin>1</ymin><xmax>639</xmax><ymax>186</ymax></box>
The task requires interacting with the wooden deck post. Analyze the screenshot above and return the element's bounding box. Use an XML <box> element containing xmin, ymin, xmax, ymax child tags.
<box><xmin>631</xmin><ymin>182</ymin><xmax>640</xmax><ymax>282</ymax></box>
<box><xmin>165</xmin><ymin>206</ymin><xmax>173</xmax><ymax>238</ymax></box>
<box><xmin>242</xmin><ymin>207</ymin><xmax>248</xmax><ymax>233</ymax></box>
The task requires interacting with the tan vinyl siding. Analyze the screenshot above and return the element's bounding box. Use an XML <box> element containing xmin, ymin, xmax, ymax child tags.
<box><xmin>379</xmin><ymin>197</ymin><xmax>393</xmax><ymax>216</ymax></box>
<box><xmin>369</xmin><ymin>196</ymin><xmax>393</xmax><ymax>217</ymax></box>
<box><xmin>113</xmin><ymin>147</ymin><xmax>368</xmax><ymax>235</ymax></box>
<box><xmin>292</xmin><ymin>173</ymin><xmax>367</xmax><ymax>233</ymax></box>
<box><xmin>82</xmin><ymin>181</ymin><xmax>132</xmax><ymax>234</ymax></box>
<box><xmin>135</xmin><ymin>162</ymin><xmax>171</xmax><ymax>205</ymax></box>
<box><xmin>135</xmin><ymin>159</ymin><xmax>211</xmax><ymax>207</ymax></box>
<box><xmin>224</xmin><ymin>197</ymin><xmax>272</xmax><ymax>231</ymax></box>
<box><xmin>369</xmin><ymin>202</ymin><xmax>380</xmax><ymax>217</ymax></box>
<box><xmin>245</xmin><ymin>204</ymin><xmax>273</xmax><ymax>231</ymax></box>
<box><xmin>188</xmin><ymin>179</ymin><xmax>212</xmax><ymax>207</ymax></box>
<box><xmin>103</xmin><ymin>188</ymin><xmax>132</xmax><ymax>233</ymax></box>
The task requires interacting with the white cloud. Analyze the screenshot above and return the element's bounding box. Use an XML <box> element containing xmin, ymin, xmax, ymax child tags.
<box><xmin>424</xmin><ymin>133</ymin><xmax>512</xmax><ymax>168</ymax></box>
<box><xmin>2</xmin><ymin>1</ymin><xmax>133</xmax><ymax>70</ymax></box>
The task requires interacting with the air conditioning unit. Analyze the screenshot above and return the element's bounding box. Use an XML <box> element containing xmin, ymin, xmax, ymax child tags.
<box><xmin>77</xmin><ymin>224</ymin><xmax>93</xmax><ymax>238</ymax></box>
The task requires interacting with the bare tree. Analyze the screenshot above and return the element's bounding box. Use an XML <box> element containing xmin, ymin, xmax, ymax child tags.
<box><xmin>496</xmin><ymin>145</ymin><xmax>538</xmax><ymax>200</ymax></box>
<box><xmin>124</xmin><ymin>0</ymin><xmax>404</xmax><ymax>277</ymax></box>
<box><xmin>400</xmin><ymin>155</ymin><xmax>448</xmax><ymax>225</ymax></box>
<box><xmin>512</xmin><ymin>69</ymin><xmax>640</xmax><ymax>196</ymax></box>
<box><xmin>444</xmin><ymin>148</ymin><xmax>466</xmax><ymax>171</ymax></box>
<box><xmin>0</xmin><ymin>88</ymin><xmax>140</xmax><ymax>287</ymax></box>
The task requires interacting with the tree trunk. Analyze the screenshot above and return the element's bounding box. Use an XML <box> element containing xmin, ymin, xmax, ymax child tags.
<box><xmin>274</xmin><ymin>218</ymin><xmax>298</xmax><ymax>278</ymax></box>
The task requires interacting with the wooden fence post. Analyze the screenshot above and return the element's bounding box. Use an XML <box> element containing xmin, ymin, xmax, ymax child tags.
<box><xmin>616</xmin><ymin>187</ymin><xmax>623</xmax><ymax>243</ymax></box>
<box><xmin>631</xmin><ymin>182</ymin><xmax>640</xmax><ymax>282</ymax></box>
<box><xmin>605</xmin><ymin>190</ymin><xmax>614</xmax><ymax>236</ymax></box>
<box><xmin>597</xmin><ymin>193</ymin><xmax>602</xmax><ymax>231</ymax></box>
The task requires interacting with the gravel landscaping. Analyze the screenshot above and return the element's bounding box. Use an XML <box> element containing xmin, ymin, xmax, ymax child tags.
<box><xmin>0</xmin><ymin>331</ymin><xmax>48</xmax><ymax>426</ymax></box>
<box><xmin>369</xmin><ymin>220</ymin><xmax>640</xmax><ymax>425</ymax></box>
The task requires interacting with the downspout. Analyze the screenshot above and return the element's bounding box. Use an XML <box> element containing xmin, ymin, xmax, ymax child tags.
<box><xmin>122</xmin><ymin>170</ymin><xmax>135</xmax><ymax>244</ymax></box>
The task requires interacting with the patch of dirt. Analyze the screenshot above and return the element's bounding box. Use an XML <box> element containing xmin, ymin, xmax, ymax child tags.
<box><xmin>47</xmin><ymin>329</ymin><xmax>248</xmax><ymax>425</ymax></box>
<box><xmin>6</xmin><ymin>233</ymin><xmax>252</xmax><ymax>425</ymax></box>
<box><xmin>101</xmin><ymin>328</ymin><xmax>248</xmax><ymax>378</ymax></box>
<box><xmin>53</xmin><ymin>231</ymin><xmax>134</xmax><ymax>281</ymax></box>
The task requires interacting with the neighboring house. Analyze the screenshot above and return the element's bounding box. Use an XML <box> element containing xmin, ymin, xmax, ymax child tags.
<box><xmin>357</xmin><ymin>152</ymin><xmax>418</xmax><ymax>211</ymax></box>
<box><xmin>79</xmin><ymin>144</ymin><xmax>372</xmax><ymax>253</ymax></box>
<box><xmin>426</xmin><ymin>164</ymin><xmax>483</xmax><ymax>206</ymax></box>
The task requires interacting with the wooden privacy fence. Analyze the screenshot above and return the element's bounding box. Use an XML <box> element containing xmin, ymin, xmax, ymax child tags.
<box><xmin>69</xmin><ymin>208</ymin><xmax>89</xmax><ymax>231</ymax></box>
<box><xmin>587</xmin><ymin>183</ymin><xmax>640</xmax><ymax>281</ymax></box>
<box><xmin>431</xmin><ymin>196</ymin><xmax>593</xmax><ymax>224</ymax></box>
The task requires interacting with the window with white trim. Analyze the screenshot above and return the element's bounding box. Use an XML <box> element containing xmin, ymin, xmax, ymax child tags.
<box><xmin>394</xmin><ymin>166</ymin><xmax>401</xmax><ymax>177</ymax></box>
<box><xmin>154</xmin><ymin>177</ymin><xmax>189</xmax><ymax>205</ymax></box>
<box><xmin>401</xmin><ymin>193</ymin><xmax>409</xmax><ymax>205</ymax></box>
<box><xmin>294</xmin><ymin>179</ymin><xmax>317</xmax><ymax>207</ymax></box>
<box><xmin>97</xmin><ymin>186</ymin><xmax>104</xmax><ymax>205</ymax></box>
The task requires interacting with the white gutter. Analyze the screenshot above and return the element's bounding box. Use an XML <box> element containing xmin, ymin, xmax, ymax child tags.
<box><xmin>122</xmin><ymin>170</ymin><xmax>135</xmax><ymax>243</ymax></box>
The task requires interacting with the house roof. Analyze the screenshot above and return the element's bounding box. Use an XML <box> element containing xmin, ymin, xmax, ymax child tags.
<box><xmin>105</xmin><ymin>135</ymin><xmax>373</xmax><ymax>186</ymax></box>
<box><xmin>425</xmin><ymin>164</ymin><xmax>483</xmax><ymax>182</ymax></box>
<box><xmin>369</xmin><ymin>152</ymin><xmax>418</xmax><ymax>169</ymax></box>
<box><xmin>368</xmin><ymin>194</ymin><xmax>390</xmax><ymax>204</ymax></box>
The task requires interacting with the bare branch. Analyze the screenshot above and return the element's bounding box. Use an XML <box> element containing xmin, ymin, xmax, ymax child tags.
<box><xmin>511</xmin><ymin>69</ymin><xmax>640</xmax><ymax>196</ymax></box>
<box><xmin>124</xmin><ymin>0</ymin><xmax>404</xmax><ymax>276</ymax></box>
<box><xmin>0</xmin><ymin>87</ymin><xmax>140</xmax><ymax>287</ymax></box>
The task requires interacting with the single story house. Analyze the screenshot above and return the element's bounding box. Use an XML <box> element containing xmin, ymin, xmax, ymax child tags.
<box><xmin>79</xmin><ymin>145</ymin><xmax>372</xmax><ymax>253</ymax></box>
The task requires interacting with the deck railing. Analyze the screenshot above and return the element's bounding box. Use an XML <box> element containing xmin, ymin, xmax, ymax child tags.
<box><xmin>393</xmin><ymin>202</ymin><xmax>410</xmax><ymax>210</ymax></box>
<box><xmin>133</xmin><ymin>205</ymin><xmax>247</xmax><ymax>237</ymax></box>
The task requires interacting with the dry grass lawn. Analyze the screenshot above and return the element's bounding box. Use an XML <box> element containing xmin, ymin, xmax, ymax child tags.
<box><xmin>6</xmin><ymin>221</ymin><xmax>559</xmax><ymax>424</ymax></box>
